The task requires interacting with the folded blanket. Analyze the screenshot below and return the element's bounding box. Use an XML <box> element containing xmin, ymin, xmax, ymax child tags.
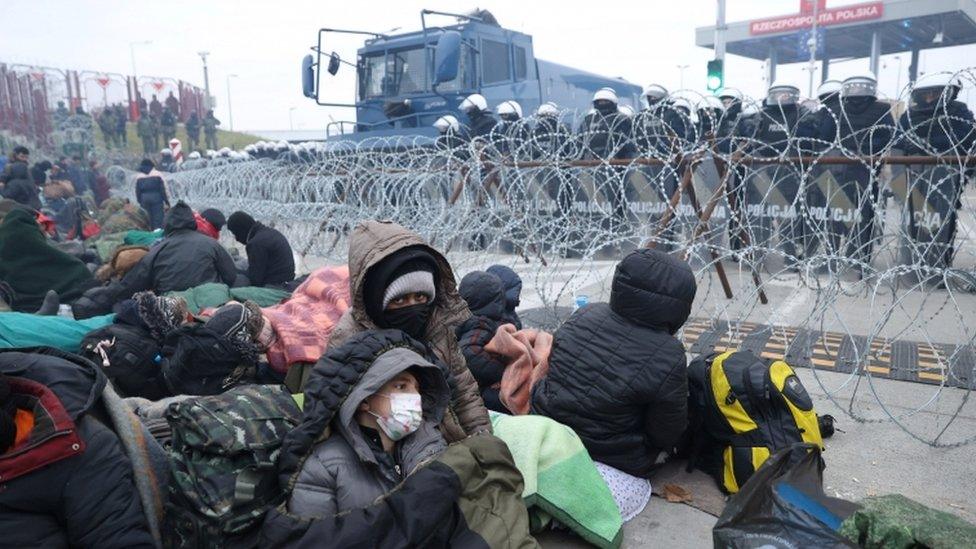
<box><xmin>489</xmin><ymin>411</ymin><xmax>623</xmax><ymax>549</ymax></box>
<box><xmin>167</xmin><ymin>282</ymin><xmax>291</xmax><ymax>314</ymax></box>
<box><xmin>484</xmin><ymin>325</ymin><xmax>552</xmax><ymax>415</ymax></box>
<box><xmin>0</xmin><ymin>312</ymin><xmax>115</xmax><ymax>352</ymax></box>
<box><xmin>262</xmin><ymin>266</ymin><xmax>350</xmax><ymax>373</ymax></box>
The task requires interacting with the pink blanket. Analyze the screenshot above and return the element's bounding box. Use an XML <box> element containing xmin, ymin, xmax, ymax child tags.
<box><xmin>484</xmin><ymin>324</ymin><xmax>553</xmax><ymax>415</ymax></box>
<box><xmin>263</xmin><ymin>266</ymin><xmax>351</xmax><ymax>373</ymax></box>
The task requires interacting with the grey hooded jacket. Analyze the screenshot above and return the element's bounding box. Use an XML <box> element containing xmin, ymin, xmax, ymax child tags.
<box><xmin>287</xmin><ymin>346</ymin><xmax>450</xmax><ymax>517</ymax></box>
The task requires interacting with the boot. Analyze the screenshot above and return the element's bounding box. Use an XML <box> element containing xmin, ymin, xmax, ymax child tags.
<box><xmin>36</xmin><ymin>290</ymin><xmax>60</xmax><ymax>316</ymax></box>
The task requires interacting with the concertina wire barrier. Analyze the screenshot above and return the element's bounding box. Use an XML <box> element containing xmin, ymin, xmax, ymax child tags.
<box><xmin>108</xmin><ymin>84</ymin><xmax>976</xmax><ymax>447</ymax></box>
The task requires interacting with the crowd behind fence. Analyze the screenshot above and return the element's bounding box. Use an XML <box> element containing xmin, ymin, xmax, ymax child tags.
<box><xmin>0</xmin><ymin>61</ymin><xmax>206</xmax><ymax>154</ymax></box>
<box><xmin>112</xmin><ymin>71</ymin><xmax>976</xmax><ymax>446</ymax></box>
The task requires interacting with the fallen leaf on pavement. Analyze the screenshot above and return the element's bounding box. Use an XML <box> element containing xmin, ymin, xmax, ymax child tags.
<box><xmin>664</xmin><ymin>484</ymin><xmax>693</xmax><ymax>503</ymax></box>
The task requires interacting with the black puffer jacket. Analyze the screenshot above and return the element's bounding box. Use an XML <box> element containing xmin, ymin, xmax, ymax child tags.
<box><xmin>116</xmin><ymin>201</ymin><xmax>237</xmax><ymax>298</ymax></box>
<box><xmin>456</xmin><ymin>271</ymin><xmax>509</xmax><ymax>412</ymax></box>
<box><xmin>242</xmin><ymin>223</ymin><xmax>296</xmax><ymax>288</ymax></box>
<box><xmin>0</xmin><ymin>348</ymin><xmax>154</xmax><ymax>548</ymax></box>
<box><xmin>531</xmin><ymin>249</ymin><xmax>697</xmax><ymax>477</ymax></box>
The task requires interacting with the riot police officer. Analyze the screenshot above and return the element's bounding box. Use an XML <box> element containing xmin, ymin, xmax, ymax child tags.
<box><xmin>820</xmin><ymin>72</ymin><xmax>895</xmax><ymax>273</ymax></box>
<box><xmin>531</xmin><ymin>102</ymin><xmax>571</xmax><ymax>160</ymax></box>
<box><xmin>898</xmin><ymin>72</ymin><xmax>976</xmax><ymax>271</ymax></box>
<box><xmin>492</xmin><ymin>100</ymin><xmax>531</xmax><ymax>157</ymax></box>
<box><xmin>743</xmin><ymin>81</ymin><xmax>810</xmax><ymax>268</ymax></box>
<box><xmin>697</xmin><ymin>96</ymin><xmax>725</xmax><ymax>140</ymax></box>
<box><xmin>578</xmin><ymin>87</ymin><xmax>635</xmax><ymax>160</ymax></box>
<box><xmin>459</xmin><ymin>93</ymin><xmax>497</xmax><ymax>140</ymax></box>
<box><xmin>433</xmin><ymin>114</ymin><xmax>468</xmax><ymax>160</ymax></box>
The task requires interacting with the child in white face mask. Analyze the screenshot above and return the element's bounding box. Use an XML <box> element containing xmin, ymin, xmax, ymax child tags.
<box><xmin>287</xmin><ymin>331</ymin><xmax>451</xmax><ymax>517</ymax></box>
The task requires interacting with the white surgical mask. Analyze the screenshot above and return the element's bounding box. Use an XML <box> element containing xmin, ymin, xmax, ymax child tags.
<box><xmin>370</xmin><ymin>392</ymin><xmax>423</xmax><ymax>441</ymax></box>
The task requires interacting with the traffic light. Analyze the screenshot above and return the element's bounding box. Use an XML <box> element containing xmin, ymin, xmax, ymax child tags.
<box><xmin>707</xmin><ymin>58</ymin><xmax>724</xmax><ymax>92</ymax></box>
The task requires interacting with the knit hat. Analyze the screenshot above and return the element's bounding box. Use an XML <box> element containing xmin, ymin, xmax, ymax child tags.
<box><xmin>383</xmin><ymin>270</ymin><xmax>436</xmax><ymax>310</ymax></box>
<box><xmin>363</xmin><ymin>246</ymin><xmax>439</xmax><ymax>324</ymax></box>
<box><xmin>200</xmin><ymin>208</ymin><xmax>226</xmax><ymax>231</ymax></box>
<box><xmin>133</xmin><ymin>291</ymin><xmax>189</xmax><ymax>341</ymax></box>
<box><xmin>226</xmin><ymin>211</ymin><xmax>256</xmax><ymax>244</ymax></box>
<box><xmin>205</xmin><ymin>301</ymin><xmax>264</xmax><ymax>362</ymax></box>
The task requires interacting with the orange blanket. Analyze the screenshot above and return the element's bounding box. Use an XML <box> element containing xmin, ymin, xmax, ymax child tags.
<box><xmin>484</xmin><ymin>324</ymin><xmax>553</xmax><ymax>415</ymax></box>
<box><xmin>263</xmin><ymin>266</ymin><xmax>351</xmax><ymax>373</ymax></box>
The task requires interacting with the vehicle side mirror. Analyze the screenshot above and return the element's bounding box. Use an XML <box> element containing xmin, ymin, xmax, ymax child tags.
<box><xmin>328</xmin><ymin>52</ymin><xmax>341</xmax><ymax>76</ymax></box>
<box><xmin>301</xmin><ymin>54</ymin><xmax>316</xmax><ymax>99</ymax></box>
<box><xmin>433</xmin><ymin>31</ymin><xmax>461</xmax><ymax>86</ymax></box>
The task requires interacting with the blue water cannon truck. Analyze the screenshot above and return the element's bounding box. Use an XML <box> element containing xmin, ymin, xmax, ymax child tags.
<box><xmin>301</xmin><ymin>9</ymin><xmax>642</xmax><ymax>141</ymax></box>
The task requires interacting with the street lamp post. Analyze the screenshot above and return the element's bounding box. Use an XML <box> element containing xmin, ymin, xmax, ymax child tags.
<box><xmin>198</xmin><ymin>51</ymin><xmax>211</xmax><ymax>111</ymax></box>
<box><xmin>226</xmin><ymin>74</ymin><xmax>238</xmax><ymax>131</ymax></box>
<box><xmin>676</xmin><ymin>64</ymin><xmax>690</xmax><ymax>89</ymax></box>
<box><xmin>289</xmin><ymin>107</ymin><xmax>297</xmax><ymax>131</ymax></box>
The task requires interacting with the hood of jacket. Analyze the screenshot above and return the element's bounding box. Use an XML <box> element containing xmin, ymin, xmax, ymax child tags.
<box><xmin>0</xmin><ymin>347</ymin><xmax>104</xmax><ymax>421</ymax></box>
<box><xmin>335</xmin><ymin>345</ymin><xmax>450</xmax><ymax>468</ymax></box>
<box><xmin>459</xmin><ymin>271</ymin><xmax>507</xmax><ymax>322</ymax></box>
<box><xmin>163</xmin><ymin>201</ymin><xmax>197</xmax><ymax>235</ymax></box>
<box><xmin>609</xmin><ymin>249</ymin><xmax>696</xmax><ymax>334</ymax></box>
<box><xmin>278</xmin><ymin>329</ymin><xmax>449</xmax><ymax>482</ymax></box>
<box><xmin>346</xmin><ymin>220</ymin><xmax>469</xmax><ymax>334</ymax></box>
<box><xmin>485</xmin><ymin>265</ymin><xmax>522</xmax><ymax>312</ymax></box>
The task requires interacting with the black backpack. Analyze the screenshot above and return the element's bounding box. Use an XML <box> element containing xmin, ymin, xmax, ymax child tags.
<box><xmin>160</xmin><ymin>324</ymin><xmax>252</xmax><ymax>396</ymax></box>
<box><xmin>80</xmin><ymin>323</ymin><xmax>167</xmax><ymax>400</ymax></box>
<box><xmin>686</xmin><ymin>350</ymin><xmax>826</xmax><ymax>494</ymax></box>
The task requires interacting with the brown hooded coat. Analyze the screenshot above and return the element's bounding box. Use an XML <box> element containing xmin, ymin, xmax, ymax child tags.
<box><xmin>328</xmin><ymin>220</ymin><xmax>491</xmax><ymax>440</ymax></box>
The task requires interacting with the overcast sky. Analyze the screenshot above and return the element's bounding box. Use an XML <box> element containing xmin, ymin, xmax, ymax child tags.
<box><xmin>2</xmin><ymin>0</ymin><xmax>973</xmax><ymax>133</ymax></box>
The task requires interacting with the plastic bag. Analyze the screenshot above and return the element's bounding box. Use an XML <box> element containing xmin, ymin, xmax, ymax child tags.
<box><xmin>713</xmin><ymin>443</ymin><xmax>860</xmax><ymax>548</ymax></box>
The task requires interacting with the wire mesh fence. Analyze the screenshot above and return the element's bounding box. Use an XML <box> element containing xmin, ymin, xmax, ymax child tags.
<box><xmin>110</xmin><ymin>75</ymin><xmax>976</xmax><ymax>446</ymax></box>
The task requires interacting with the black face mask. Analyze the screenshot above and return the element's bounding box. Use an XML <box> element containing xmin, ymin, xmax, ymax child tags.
<box><xmin>382</xmin><ymin>303</ymin><xmax>432</xmax><ymax>339</ymax></box>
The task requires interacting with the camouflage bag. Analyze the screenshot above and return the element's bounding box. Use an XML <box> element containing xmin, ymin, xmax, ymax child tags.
<box><xmin>163</xmin><ymin>384</ymin><xmax>302</xmax><ymax>548</ymax></box>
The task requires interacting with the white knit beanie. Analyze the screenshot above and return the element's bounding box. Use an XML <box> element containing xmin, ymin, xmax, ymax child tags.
<box><xmin>383</xmin><ymin>270</ymin><xmax>436</xmax><ymax>309</ymax></box>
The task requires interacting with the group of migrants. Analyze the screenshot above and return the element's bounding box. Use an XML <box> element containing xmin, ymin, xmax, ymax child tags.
<box><xmin>429</xmin><ymin>71</ymin><xmax>974</xmax><ymax>275</ymax></box>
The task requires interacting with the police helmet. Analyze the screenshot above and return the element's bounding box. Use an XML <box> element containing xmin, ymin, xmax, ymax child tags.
<box><xmin>188</xmin><ymin>151</ymin><xmax>201</xmax><ymax>160</ymax></box>
<box><xmin>536</xmin><ymin>102</ymin><xmax>559</xmax><ymax>118</ymax></box>
<box><xmin>767</xmin><ymin>81</ymin><xmax>801</xmax><ymax>106</ymax></box>
<box><xmin>160</xmin><ymin>148</ymin><xmax>173</xmax><ymax>156</ymax></box>
<box><xmin>592</xmin><ymin>87</ymin><xmax>619</xmax><ymax>105</ymax></box>
<box><xmin>459</xmin><ymin>93</ymin><xmax>488</xmax><ymax>114</ymax></box>
<box><xmin>817</xmin><ymin>79</ymin><xmax>842</xmax><ymax>100</ymax></box>
<box><xmin>718</xmin><ymin>88</ymin><xmax>743</xmax><ymax>101</ymax></box>
<box><xmin>433</xmin><ymin>114</ymin><xmax>461</xmax><ymax>133</ymax></box>
<box><xmin>644</xmin><ymin>84</ymin><xmax>669</xmax><ymax>102</ymax></box>
<box><xmin>841</xmin><ymin>71</ymin><xmax>878</xmax><ymax>99</ymax></box>
<box><xmin>219</xmin><ymin>147</ymin><xmax>232</xmax><ymax>157</ymax></box>
<box><xmin>670</xmin><ymin>96</ymin><xmax>694</xmax><ymax>114</ymax></box>
<box><xmin>912</xmin><ymin>72</ymin><xmax>963</xmax><ymax>107</ymax></box>
<box><xmin>496</xmin><ymin>100</ymin><xmax>523</xmax><ymax>119</ymax></box>
<box><xmin>701</xmin><ymin>95</ymin><xmax>725</xmax><ymax>112</ymax></box>
<box><xmin>617</xmin><ymin>104</ymin><xmax>636</xmax><ymax>118</ymax></box>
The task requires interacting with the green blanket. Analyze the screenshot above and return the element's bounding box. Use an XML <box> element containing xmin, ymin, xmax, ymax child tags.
<box><xmin>0</xmin><ymin>209</ymin><xmax>96</xmax><ymax>312</ymax></box>
<box><xmin>490</xmin><ymin>412</ymin><xmax>623</xmax><ymax>549</ymax></box>
<box><xmin>166</xmin><ymin>282</ymin><xmax>291</xmax><ymax>313</ymax></box>
<box><xmin>0</xmin><ymin>313</ymin><xmax>115</xmax><ymax>352</ymax></box>
<box><xmin>124</xmin><ymin>228</ymin><xmax>164</xmax><ymax>246</ymax></box>
<box><xmin>840</xmin><ymin>494</ymin><xmax>976</xmax><ymax>548</ymax></box>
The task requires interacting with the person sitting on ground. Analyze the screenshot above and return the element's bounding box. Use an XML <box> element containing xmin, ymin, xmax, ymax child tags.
<box><xmin>486</xmin><ymin>264</ymin><xmax>523</xmax><ymax>329</ymax></box>
<box><xmin>456</xmin><ymin>270</ymin><xmax>513</xmax><ymax>413</ymax></box>
<box><xmin>0</xmin><ymin>349</ymin><xmax>155</xmax><ymax>548</ymax></box>
<box><xmin>0</xmin><ymin>162</ymin><xmax>41</xmax><ymax>211</ymax></box>
<box><xmin>194</xmin><ymin>208</ymin><xmax>226</xmax><ymax>239</ymax></box>
<box><xmin>531</xmin><ymin>248</ymin><xmax>697</xmax><ymax>478</ymax></box>
<box><xmin>115</xmin><ymin>201</ymin><xmax>238</xmax><ymax>298</ymax></box>
<box><xmin>0</xmin><ymin>208</ymin><xmax>95</xmax><ymax>313</ymax></box>
<box><xmin>287</xmin><ymin>330</ymin><xmax>450</xmax><ymax>515</ymax></box>
<box><xmin>226</xmin><ymin>211</ymin><xmax>295</xmax><ymax>288</ymax></box>
<box><xmin>328</xmin><ymin>220</ymin><xmax>491</xmax><ymax>439</ymax></box>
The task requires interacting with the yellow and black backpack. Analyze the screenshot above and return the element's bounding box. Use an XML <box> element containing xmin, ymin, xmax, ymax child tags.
<box><xmin>687</xmin><ymin>350</ymin><xmax>827</xmax><ymax>494</ymax></box>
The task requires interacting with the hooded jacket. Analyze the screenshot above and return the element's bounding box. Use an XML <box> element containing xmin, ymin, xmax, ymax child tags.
<box><xmin>531</xmin><ymin>249</ymin><xmax>697</xmax><ymax>477</ymax></box>
<box><xmin>288</xmin><ymin>341</ymin><xmax>450</xmax><ymax>516</ymax></box>
<box><xmin>328</xmin><ymin>220</ymin><xmax>491</xmax><ymax>439</ymax></box>
<box><xmin>0</xmin><ymin>348</ymin><xmax>154</xmax><ymax>548</ymax></box>
<box><xmin>116</xmin><ymin>202</ymin><xmax>238</xmax><ymax>298</ymax></box>
<box><xmin>228</xmin><ymin>215</ymin><xmax>296</xmax><ymax>288</ymax></box>
<box><xmin>485</xmin><ymin>264</ymin><xmax>523</xmax><ymax>329</ymax></box>
<box><xmin>456</xmin><ymin>271</ymin><xmax>510</xmax><ymax>412</ymax></box>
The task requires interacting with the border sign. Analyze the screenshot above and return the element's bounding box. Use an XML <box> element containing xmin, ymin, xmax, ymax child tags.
<box><xmin>749</xmin><ymin>1</ymin><xmax>883</xmax><ymax>36</ymax></box>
